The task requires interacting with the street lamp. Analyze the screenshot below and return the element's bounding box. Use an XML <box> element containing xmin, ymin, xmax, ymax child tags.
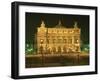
<box><xmin>40</xmin><ymin>39</ymin><xmax>43</xmax><ymax>44</ymax></box>
<box><xmin>40</xmin><ymin>39</ymin><xmax>44</xmax><ymax>66</ymax></box>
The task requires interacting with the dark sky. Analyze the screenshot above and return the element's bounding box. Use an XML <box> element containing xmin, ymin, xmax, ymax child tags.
<box><xmin>25</xmin><ymin>12</ymin><xmax>89</xmax><ymax>44</ymax></box>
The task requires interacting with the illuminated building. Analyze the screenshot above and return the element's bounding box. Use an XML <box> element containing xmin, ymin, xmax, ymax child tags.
<box><xmin>36</xmin><ymin>20</ymin><xmax>81</xmax><ymax>54</ymax></box>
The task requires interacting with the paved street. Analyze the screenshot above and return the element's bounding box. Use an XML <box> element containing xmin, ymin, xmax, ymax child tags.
<box><xmin>25</xmin><ymin>53</ymin><xmax>89</xmax><ymax>68</ymax></box>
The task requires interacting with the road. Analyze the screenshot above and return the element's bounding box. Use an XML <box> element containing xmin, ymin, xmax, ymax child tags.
<box><xmin>25</xmin><ymin>52</ymin><xmax>89</xmax><ymax>68</ymax></box>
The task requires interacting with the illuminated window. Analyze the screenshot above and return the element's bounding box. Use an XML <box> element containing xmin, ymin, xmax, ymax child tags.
<box><xmin>48</xmin><ymin>30</ymin><xmax>51</xmax><ymax>33</ymax></box>
<box><xmin>63</xmin><ymin>39</ymin><xmax>67</xmax><ymax>43</ymax></box>
<box><xmin>47</xmin><ymin>36</ymin><xmax>50</xmax><ymax>38</ymax></box>
<box><xmin>57</xmin><ymin>30</ymin><xmax>60</xmax><ymax>33</ymax></box>
<box><xmin>58</xmin><ymin>39</ymin><xmax>62</xmax><ymax>43</ymax></box>
<box><xmin>48</xmin><ymin>39</ymin><xmax>51</xmax><ymax>43</ymax></box>
<box><xmin>52</xmin><ymin>36</ymin><xmax>55</xmax><ymax>38</ymax></box>
<box><xmin>57</xmin><ymin>36</ymin><xmax>60</xmax><ymax>39</ymax></box>
<box><xmin>52</xmin><ymin>47</ymin><xmax>56</xmax><ymax>53</ymax></box>
<box><xmin>53</xmin><ymin>39</ymin><xmax>56</xmax><ymax>43</ymax></box>
<box><xmin>70</xmin><ymin>30</ymin><xmax>74</xmax><ymax>33</ymax></box>
<box><xmin>55</xmin><ymin>30</ymin><xmax>57</xmax><ymax>33</ymax></box>
<box><xmin>63</xmin><ymin>36</ymin><xmax>65</xmax><ymax>39</ymax></box>
<box><xmin>74</xmin><ymin>29</ymin><xmax>79</xmax><ymax>33</ymax></box>
<box><xmin>64</xmin><ymin>30</ymin><xmax>67</xmax><ymax>33</ymax></box>
<box><xmin>68</xmin><ymin>37</ymin><xmax>72</xmax><ymax>44</ymax></box>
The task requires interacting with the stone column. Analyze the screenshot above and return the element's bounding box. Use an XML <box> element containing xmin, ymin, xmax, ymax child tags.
<box><xmin>72</xmin><ymin>36</ymin><xmax>74</xmax><ymax>44</ymax></box>
<box><xmin>61</xmin><ymin>47</ymin><xmax>63</xmax><ymax>53</ymax></box>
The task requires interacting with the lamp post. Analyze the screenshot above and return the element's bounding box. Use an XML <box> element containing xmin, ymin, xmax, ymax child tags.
<box><xmin>40</xmin><ymin>39</ymin><xmax>44</xmax><ymax>66</ymax></box>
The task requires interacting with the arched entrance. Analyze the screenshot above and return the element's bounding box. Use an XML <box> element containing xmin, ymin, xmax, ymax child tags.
<box><xmin>63</xmin><ymin>46</ymin><xmax>66</xmax><ymax>53</ymax></box>
<box><xmin>52</xmin><ymin>47</ymin><xmax>56</xmax><ymax>54</ymax></box>
<box><xmin>58</xmin><ymin>46</ymin><xmax>61</xmax><ymax>54</ymax></box>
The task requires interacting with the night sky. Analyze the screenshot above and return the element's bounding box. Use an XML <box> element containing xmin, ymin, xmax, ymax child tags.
<box><xmin>25</xmin><ymin>12</ymin><xmax>89</xmax><ymax>45</ymax></box>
